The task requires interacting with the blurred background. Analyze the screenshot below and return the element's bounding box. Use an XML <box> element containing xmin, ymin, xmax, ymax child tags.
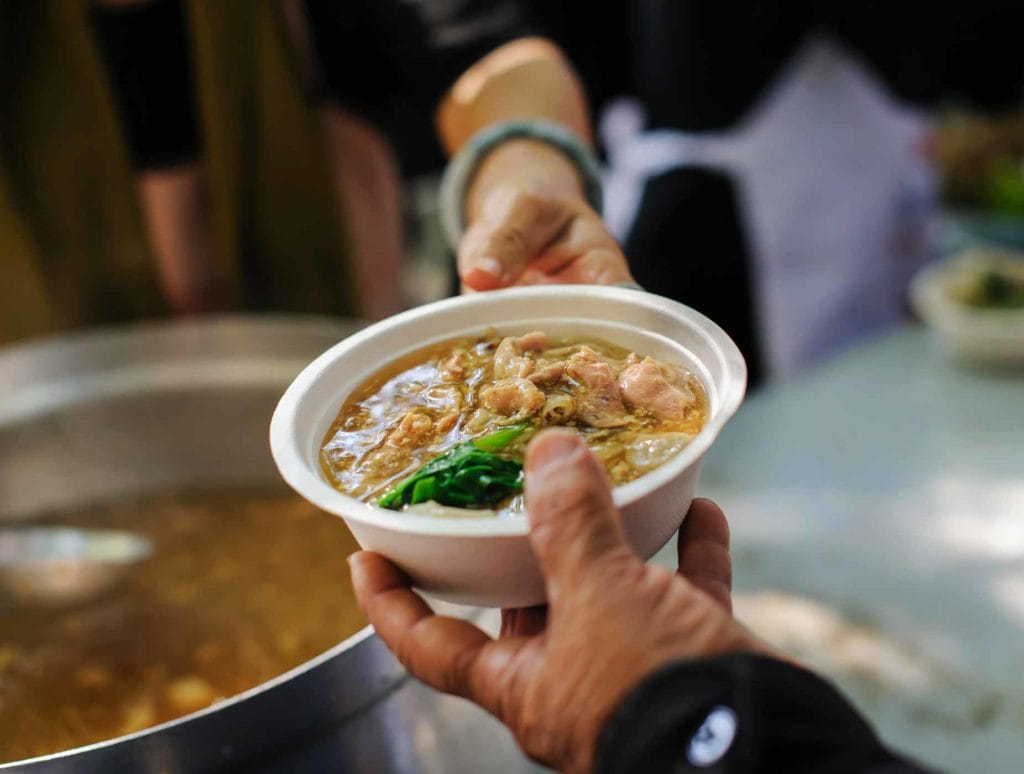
<box><xmin>2</xmin><ymin>1</ymin><xmax>1024</xmax><ymax>354</ymax></box>
<box><xmin>0</xmin><ymin>1</ymin><xmax>1022</xmax><ymax>772</ymax></box>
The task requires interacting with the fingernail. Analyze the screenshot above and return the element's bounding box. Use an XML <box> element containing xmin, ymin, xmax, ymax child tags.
<box><xmin>347</xmin><ymin>555</ymin><xmax>366</xmax><ymax>599</ymax></box>
<box><xmin>527</xmin><ymin>430</ymin><xmax>581</xmax><ymax>473</ymax></box>
<box><xmin>473</xmin><ymin>256</ymin><xmax>504</xmax><ymax>280</ymax></box>
<box><xmin>347</xmin><ymin>553</ymin><xmax>362</xmax><ymax>575</ymax></box>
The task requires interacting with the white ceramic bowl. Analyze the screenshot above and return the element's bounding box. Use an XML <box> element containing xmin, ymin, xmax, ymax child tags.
<box><xmin>910</xmin><ymin>250</ymin><xmax>1024</xmax><ymax>366</ymax></box>
<box><xmin>271</xmin><ymin>286</ymin><xmax>746</xmax><ymax>607</ymax></box>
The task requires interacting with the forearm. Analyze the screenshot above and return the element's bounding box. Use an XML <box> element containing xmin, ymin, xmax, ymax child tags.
<box><xmin>320</xmin><ymin>108</ymin><xmax>405</xmax><ymax>320</ymax></box>
<box><xmin>437</xmin><ymin>37</ymin><xmax>591</xmax><ymax>153</ymax></box>
<box><xmin>91</xmin><ymin>0</ymin><xmax>223</xmax><ymax>314</ymax></box>
<box><xmin>136</xmin><ymin>165</ymin><xmax>221</xmax><ymax>315</ymax></box>
<box><xmin>438</xmin><ymin>37</ymin><xmax>593</xmax><ymax>216</ymax></box>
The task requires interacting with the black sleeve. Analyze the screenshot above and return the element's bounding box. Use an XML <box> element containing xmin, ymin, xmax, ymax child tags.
<box><xmin>301</xmin><ymin>0</ymin><xmax>538</xmax><ymax>175</ymax></box>
<box><xmin>90</xmin><ymin>0</ymin><xmax>201</xmax><ymax>170</ymax></box>
<box><xmin>595</xmin><ymin>654</ymin><xmax>929</xmax><ymax>774</ymax></box>
<box><xmin>521</xmin><ymin>0</ymin><xmax>630</xmax><ymax>121</ymax></box>
<box><xmin>819</xmin><ymin>2</ymin><xmax>1024</xmax><ymax>110</ymax></box>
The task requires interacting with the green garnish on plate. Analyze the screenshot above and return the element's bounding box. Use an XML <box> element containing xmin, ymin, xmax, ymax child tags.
<box><xmin>958</xmin><ymin>268</ymin><xmax>1024</xmax><ymax>309</ymax></box>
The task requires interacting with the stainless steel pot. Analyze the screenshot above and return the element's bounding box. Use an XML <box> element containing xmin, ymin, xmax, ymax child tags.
<box><xmin>0</xmin><ymin>316</ymin><xmax>538</xmax><ymax>773</ymax></box>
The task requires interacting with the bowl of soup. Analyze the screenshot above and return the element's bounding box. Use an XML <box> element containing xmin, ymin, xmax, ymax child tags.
<box><xmin>271</xmin><ymin>286</ymin><xmax>746</xmax><ymax>607</ymax></box>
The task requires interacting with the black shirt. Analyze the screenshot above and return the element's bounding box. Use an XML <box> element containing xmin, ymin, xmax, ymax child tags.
<box><xmin>528</xmin><ymin>1</ymin><xmax>1024</xmax><ymax>386</ymax></box>
<box><xmin>532</xmin><ymin>1</ymin><xmax>1024</xmax><ymax>132</ymax></box>
<box><xmin>303</xmin><ymin>0</ymin><xmax>537</xmax><ymax>176</ymax></box>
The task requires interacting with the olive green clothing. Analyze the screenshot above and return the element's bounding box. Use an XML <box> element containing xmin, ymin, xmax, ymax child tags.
<box><xmin>0</xmin><ymin>0</ymin><xmax>355</xmax><ymax>345</ymax></box>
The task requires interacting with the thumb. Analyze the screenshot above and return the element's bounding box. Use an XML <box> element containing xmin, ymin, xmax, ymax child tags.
<box><xmin>524</xmin><ymin>430</ymin><xmax>634</xmax><ymax>602</ymax></box>
<box><xmin>458</xmin><ymin>188</ymin><xmax>572</xmax><ymax>291</ymax></box>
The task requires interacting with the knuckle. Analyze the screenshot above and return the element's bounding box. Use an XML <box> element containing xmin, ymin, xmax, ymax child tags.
<box><xmin>397</xmin><ymin>617</ymin><xmax>431</xmax><ymax>672</ymax></box>
<box><xmin>527</xmin><ymin>513</ymin><xmax>564</xmax><ymax>557</ymax></box>
<box><xmin>442</xmin><ymin>644</ymin><xmax>477</xmax><ymax>697</ymax></box>
<box><xmin>505</xmin><ymin>189</ymin><xmax>565</xmax><ymax>226</ymax></box>
<box><xmin>661</xmin><ymin>586</ymin><xmax>735</xmax><ymax>653</ymax></box>
<box><xmin>488</xmin><ymin>225</ymin><xmax>530</xmax><ymax>260</ymax></box>
<box><xmin>507</xmin><ymin>188</ymin><xmax>544</xmax><ymax>212</ymax></box>
<box><xmin>559</xmin><ymin>480</ymin><xmax>610</xmax><ymax>524</ymax></box>
<box><xmin>489</xmin><ymin>655</ymin><xmax>528</xmax><ymax>725</ymax></box>
<box><xmin>681</xmin><ymin>539</ymin><xmax>732</xmax><ymax>577</ymax></box>
<box><xmin>531</xmin><ymin>481</ymin><xmax>609</xmax><ymax>549</ymax></box>
<box><xmin>576</xmin><ymin>551</ymin><xmax>643</xmax><ymax>605</ymax></box>
<box><xmin>391</xmin><ymin>633</ymin><xmax>417</xmax><ymax>674</ymax></box>
<box><xmin>515</xmin><ymin>688</ymin><xmax>571</xmax><ymax>765</ymax></box>
<box><xmin>639</xmin><ymin>564</ymin><xmax>678</xmax><ymax>601</ymax></box>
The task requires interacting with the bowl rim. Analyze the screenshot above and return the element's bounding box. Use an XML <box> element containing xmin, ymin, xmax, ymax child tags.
<box><xmin>270</xmin><ymin>286</ymin><xmax>746</xmax><ymax>537</ymax></box>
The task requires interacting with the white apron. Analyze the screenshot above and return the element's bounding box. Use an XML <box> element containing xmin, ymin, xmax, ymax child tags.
<box><xmin>601</xmin><ymin>36</ymin><xmax>936</xmax><ymax>378</ymax></box>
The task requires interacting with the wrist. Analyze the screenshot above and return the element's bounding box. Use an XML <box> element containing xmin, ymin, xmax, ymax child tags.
<box><xmin>439</xmin><ymin>119</ymin><xmax>603</xmax><ymax>251</ymax></box>
<box><xmin>466</xmin><ymin>138</ymin><xmax>586</xmax><ymax>224</ymax></box>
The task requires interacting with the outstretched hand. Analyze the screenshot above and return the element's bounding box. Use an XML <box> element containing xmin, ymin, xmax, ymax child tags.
<box><xmin>458</xmin><ymin>185</ymin><xmax>634</xmax><ymax>291</ymax></box>
<box><xmin>350</xmin><ymin>430</ymin><xmax>768</xmax><ymax>773</ymax></box>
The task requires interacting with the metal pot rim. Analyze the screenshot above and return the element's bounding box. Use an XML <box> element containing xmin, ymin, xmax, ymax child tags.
<box><xmin>0</xmin><ymin>315</ymin><xmax>394</xmax><ymax>770</ymax></box>
<box><xmin>0</xmin><ymin>626</ymin><xmax>380</xmax><ymax>770</ymax></box>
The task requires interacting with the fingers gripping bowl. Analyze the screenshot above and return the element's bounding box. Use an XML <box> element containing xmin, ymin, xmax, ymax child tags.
<box><xmin>271</xmin><ymin>287</ymin><xmax>746</xmax><ymax>607</ymax></box>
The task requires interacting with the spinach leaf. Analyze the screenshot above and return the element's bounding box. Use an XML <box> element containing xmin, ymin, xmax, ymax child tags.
<box><xmin>378</xmin><ymin>423</ymin><xmax>529</xmax><ymax>510</ymax></box>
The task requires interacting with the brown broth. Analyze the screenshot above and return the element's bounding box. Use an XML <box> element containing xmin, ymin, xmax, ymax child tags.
<box><xmin>0</xmin><ymin>489</ymin><xmax>365</xmax><ymax>763</ymax></box>
<box><xmin>320</xmin><ymin>332</ymin><xmax>708</xmax><ymax>514</ymax></box>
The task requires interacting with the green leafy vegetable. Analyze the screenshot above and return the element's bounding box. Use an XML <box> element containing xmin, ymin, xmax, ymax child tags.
<box><xmin>471</xmin><ymin>423</ymin><xmax>529</xmax><ymax>452</ymax></box>
<box><xmin>378</xmin><ymin>424</ymin><xmax>529</xmax><ymax>510</ymax></box>
<box><xmin>961</xmin><ymin>268</ymin><xmax>1024</xmax><ymax>309</ymax></box>
<box><xmin>985</xmin><ymin>159</ymin><xmax>1024</xmax><ymax>216</ymax></box>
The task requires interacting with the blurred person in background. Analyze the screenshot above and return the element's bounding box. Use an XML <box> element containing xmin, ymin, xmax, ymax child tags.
<box><xmin>0</xmin><ymin>0</ymin><xmax>631</xmax><ymax>345</ymax></box>
<box><xmin>5</xmin><ymin>2</ymin><xmax>1021</xmax><ymax>381</ymax></box>
<box><xmin>0</xmin><ymin>0</ymin><xmax>358</xmax><ymax>340</ymax></box>
<box><xmin>528</xmin><ymin>1</ymin><xmax>1024</xmax><ymax>385</ymax></box>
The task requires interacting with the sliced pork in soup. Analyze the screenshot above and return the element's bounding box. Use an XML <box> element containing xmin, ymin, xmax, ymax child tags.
<box><xmin>320</xmin><ymin>331</ymin><xmax>708</xmax><ymax>516</ymax></box>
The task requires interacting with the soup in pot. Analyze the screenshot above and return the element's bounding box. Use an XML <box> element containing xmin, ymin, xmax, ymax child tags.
<box><xmin>0</xmin><ymin>488</ymin><xmax>366</xmax><ymax>763</ymax></box>
<box><xmin>320</xmin><ymin>331</ymin><xmax>708</xmax><ymax>516</ymax></box>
